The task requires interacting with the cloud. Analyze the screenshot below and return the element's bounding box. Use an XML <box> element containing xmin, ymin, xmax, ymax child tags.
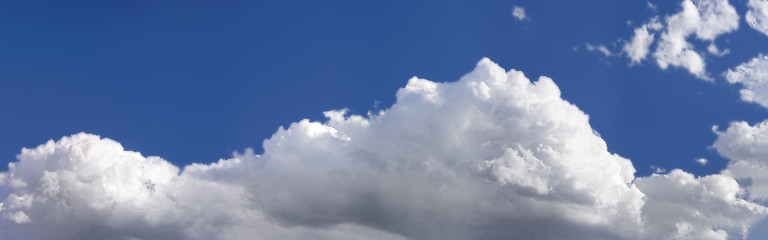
<box><xmin>0</xmin><ymin>133</ymin><xmax>409</xmax><ymax>240</ymax></box>
<box><xmin>696</xmin><ymin>158</ymin><xmax>709</xmax><ymax>165</ymax></box>
<box><xmin>652</xmin><ymin>0</ymin><xmax>739</xmax><ymax>80</ymax></box>
<box><xmin>725</xmin><ymin>54</ymin><xmax>768</xmax><ymax>109</ymax></box>
<box><xmin>586</xmin><ymin>43</ymin><xmax>613</xmax><ymax>57</ymax></box>
<box><xmin>622</xmin><ymin>0</ymin><xmax>739</xmax><ymax>79</ymax></box>
<box><xmin>636</xmin><ymin>170</ymin><xmax>767</xmax><ymax>239</ymax></box>
<box><xmin>648</xmin><ymin>2</ymin><xmax>659</xmax><ymax>12</ymax></box>
<box><xmin>512</xmin><ymin>6</ymin><xmax>529</xmax><ymax>21</ymax></box>
<box><xmin>707</xmin><ymin>43</ymin><xmax>730</xmax><ymax>56</ymax></box>
<box><xmin>747</xmin><ymin>0</ymin><xmax>768</xmax><ymax>37</ymax></box>
<box><xmin>1</xmin><ymin>59</ymin><xmax>766</xmax><ymax>239</ymax></box>
<box><xmin>714</xmin><ymin>120</ymin><xmax>768</xmax><ymax>202</ymax></box>
<box><xmin>623</xmin><ymin>17</ymin><xmax>663</xmax><ymax>63</ymax></box>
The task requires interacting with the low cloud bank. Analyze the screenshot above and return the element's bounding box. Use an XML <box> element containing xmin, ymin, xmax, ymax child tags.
<box><xmin>1</xmin><ymin>59</ymin><xmax>765</xmax><ymax>240</ymax></box>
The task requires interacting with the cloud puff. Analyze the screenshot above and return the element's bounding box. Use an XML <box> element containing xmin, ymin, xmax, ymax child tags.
<box><xmin>653</xmin><ymin>0</ymin><xmax>738</xmax><ymax>80</ymax></box>
<box><xmin>747</xmin><ymin>0</ymin><xmax>768</xmax><ymax>37</ymax></box>
<box><xmin>636</xmin><ymin>170</ymin><xmax>767</xmax><ymax>240</ymax></box>
<box><xmin>624</xmin><ymin>17</ymin><xmax>663</xmax><ymax>63</ymax></box>
<box><xmin>725</xmin><ymin>54</ymin><xmax>768</xmax><ymax>109</ymax></box>
<box><xmin>714</xmin><ymin>120</ymin><xmax>768</xmax><ymax>202</ymax></box>
<box><xmin>1</xmin><ymin>59</ymin><xmax>765</xmax><ymax>239</ymax></box>
<box><xmin>512</xmin><ymin>6</ymin><xmax>529</xmax><ymax>21</ymax></box>
<box><xmin>623</xmin><ymin>0</ymin><xmax>739</xmax><ymax>79</ymax></box>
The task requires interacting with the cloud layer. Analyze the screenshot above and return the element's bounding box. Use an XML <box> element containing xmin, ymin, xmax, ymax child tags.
<box><xmin>1</xmin><ymin>59</ymin><xmax>766</xmax><ymax>239</ymax></box>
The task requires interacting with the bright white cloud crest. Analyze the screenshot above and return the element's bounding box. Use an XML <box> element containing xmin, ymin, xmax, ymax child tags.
<box><xmin>1</xmin><ymin>59</ymin><xmax>766</xmax><ymax>239</ymax></box>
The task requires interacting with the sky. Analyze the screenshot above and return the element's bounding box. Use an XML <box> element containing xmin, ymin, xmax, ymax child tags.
<box><xmin>3</xmin><ymin>0</ymin><xmax>768</xmax><ymax>239</ymax></box>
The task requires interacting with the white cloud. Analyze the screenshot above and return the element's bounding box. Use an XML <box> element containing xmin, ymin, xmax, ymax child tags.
<box><xmin>624</xmin><ymin>17</ymin><xmax>663</xmax><ymax>63</ymax></box>
<box><xmin>714</xmin><ymin>121</ymin><xmax>768</xmax><ymax>202</ymax></box>
<box><xmin>636</xmin><ymin>170</ymin><xmax>767</xmax><ymax>240</ymax></box>
<box><xmin>0</xmin><ymin>133</ymin><xmax>408</xmax><ymax>240</ymax></box>
<box><xmin>648</xmin><ymin>2</ymin><xmax>659</xmax><ymax>12</ymax></box>
<box><xmin>586</xmin><ymin>43</ymin><xmax>613</xmax><ymax>57</ymax></box>
<box><xmin>0</xmin><ymin>59</ymin><xmax>765</xmax><ymax>239</ymax></box>
<box><xmin>747</xmin><ymin>0</ymin><xmax>768</xmax><ymax>37</ymax></box>
<box><xmin>622</xmin><ymin>0</ymin><xmax>739</xmax><ymax>79</ymax></box>
<box><xmin>707</xmin><ymin>43</ymin><xmax>730</xmax><ymax>56</ymax></box>
<box><xmin>652</xmin><ymin>0</ymin><xmax>739</xmax><ymax>80</ymax></box>
<box><xmin>725</xmin><ymin>54</ymin><xmax>768</xmax><ymax>109</ymax></box>
<box><xmin>696</xmin><ymin>158</ymin><xmax>709</xmax><ymax>165</ymax></box>
<box><xmin>512</xmin><ymin>6</ymin><xmax>529</xmax><ymax>21</ymax></box>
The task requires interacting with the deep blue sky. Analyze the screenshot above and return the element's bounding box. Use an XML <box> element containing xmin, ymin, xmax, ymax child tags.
<box><xmin>1</xmin><ymin>0</ymin><xmax>767</xmax><ymax>177</ymax></box>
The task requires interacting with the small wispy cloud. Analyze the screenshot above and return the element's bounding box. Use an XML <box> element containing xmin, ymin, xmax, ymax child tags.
<box><xmin>647</xmin><ymin>1</ymin><xmax>657</xmax><ymax>12</ymax></box>
<box><xmin>512</xmin><ymin>6</ymin><xmax>529</xmax><ymax>21</ymax></box>
<box><xmin>695</xmin><ymin>158</ymin><xmax>708</xmax><ymax>165</ymax></box>
<box><xmin>585</xmin><ymin>43</ymin><xmax>612</xmax><ymax>57</ymax></box>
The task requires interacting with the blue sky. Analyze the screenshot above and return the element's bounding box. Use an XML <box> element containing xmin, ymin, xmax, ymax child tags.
<box><xmin>2</xmin><ymin>0</ymin><xmax>766</xmax><ymax>177</ymax></box>
<box><xmin>3</xmin><ymin>0</ymin><xmax>768</xmax><ymax>239</ymax></box>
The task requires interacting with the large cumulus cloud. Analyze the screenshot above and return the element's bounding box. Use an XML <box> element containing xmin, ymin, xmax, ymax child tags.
<box><xmin>1</xmin><ymin>58</ymin><xmax>765</xmax><ymax>239</ymax></box>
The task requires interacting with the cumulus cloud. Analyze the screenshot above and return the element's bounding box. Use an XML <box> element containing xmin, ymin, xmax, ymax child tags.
<box><xmin>652</xmin><ymin>0</ymin><xmax>738</xmax><ymax>80</ymax></box>
<box><xmin>1</xmin><ymin>59</ymin><xmax>766</xmax><ymax>239</ymax></box>
<box><xmin>725</xmin><ymin>54</ymin><xmax>768</xmax><ymax>109</ymax></box>
<box><xmin>623</xmin><ymin>17</ymin><xmax>663</xmax><ymax>63</ymax></box>
<box><xmin>512</xmin><ymin>6</ymin><xmax>529</xmax><ymax>21</ymax></box>
<box><xmin>747</xmin><ymin>0</ymin><xmax>768</xmax><ymax>37</ymax></box>
<box><xmin>0</xmin><ymin>133</ymin><xmax>408</xmax><ymax>240</ymax></box>
<box><xmin>714</xmin><ymin>120</ymin><xmax>768</xmax><ymax>202</ymax></box>
<box><xmin>696</xmin><ymin>158</ymin><xmax>709</xmax><ymax>165</ymax></box>
<box><xmin>636</xmin><ymin>170</ymin><xmax>767</xmax><ymax>240</ymax></box>
<box><xmin>622</xmin><ymin>0</ymin><xmax>739</xmax><ymax>79</ymax></box>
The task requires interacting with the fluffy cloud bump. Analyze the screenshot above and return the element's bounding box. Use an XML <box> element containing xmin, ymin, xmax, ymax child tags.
<box><xmin>725</xmin><ymin>54</ymin><xmax>768</xmax><ymax>109</ymax></box>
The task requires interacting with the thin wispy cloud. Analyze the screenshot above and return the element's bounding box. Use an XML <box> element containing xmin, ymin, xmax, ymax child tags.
<box><xmin>585</xmin><ymin>43</ymin><xmax>613</xmax><ymax>57</ymax></box>
<box><xmin>647</xmin><ymin>1</ymin><xmax>658</xmax><ymax>12</ymax></box>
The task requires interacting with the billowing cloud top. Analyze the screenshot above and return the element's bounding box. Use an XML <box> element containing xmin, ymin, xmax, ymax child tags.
<box><xmin>1</xmin><ymin>58</ymin><xmax>765</xmax><ymax>240</ymax></box>
<box><xmin>715</xmin><ymin>120</ymin><xmax>768</xmax><ymax>202</ymax></box>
